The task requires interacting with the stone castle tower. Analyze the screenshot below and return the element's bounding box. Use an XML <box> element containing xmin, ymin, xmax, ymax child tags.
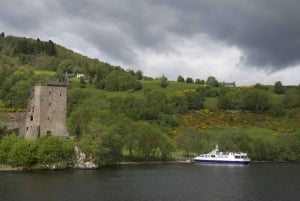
<box><xmin>21</xmin><ymin>78</ymin><xmax>68</xmax><ymax>139</ymax></box>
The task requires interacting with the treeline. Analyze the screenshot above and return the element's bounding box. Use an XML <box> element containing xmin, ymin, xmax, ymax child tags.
<box><xmin>0</xmin><ymin>67</ymin><xmax>45</xmax><ymax>108</ymax></box>
<box><xmin>0</xmin><ymin>134</ymin><xmax>74</xmax><ymax>168</ymax></box>
<box><xmin>1</xmin><ymin>34</ymin><xmax>300</xmax><ymax>165</ymax></box>
<box><xmin>0</xmin><ymin>33</ymin><xmax>56</xmax><ymax>56</ymax></box>
<box><xmin>217</xmin><ymin>85</ymin><xmax>300</xmax><ymax>115</ymax></box>
<box><xmin>0</xmin><ymin>35</ymin><xmax>144</xmax><ymax>108</ymax></box>
<box><xmin>176</xmin><ymin>128</ymin><xmax>300</xmax><ymax>161</ymax></box>
<box><xmin>66</xmin><ymin>88</ymin><xmax>206</xmax><ymax>163</ymax></box>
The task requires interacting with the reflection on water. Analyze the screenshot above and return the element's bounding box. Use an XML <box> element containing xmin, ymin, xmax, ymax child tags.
<box><xmin>1</xmin><ymin>163</ymin><xmax>300</xmax><ymax>201</ymax></box>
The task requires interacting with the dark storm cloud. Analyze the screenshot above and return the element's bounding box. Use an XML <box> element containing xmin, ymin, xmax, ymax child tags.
<box><xmin>156</xmin><ymin>0</ymin><xmax>300</xmax><ymax>70</ymax></box>
<box><xmin>55</xmin><ymin>0</ymin><xmax>178</xmax><ymax>64</ymax></box>
<box><xmin>2</xmin><ymin>0</ymin><xmax>300</xmax><ymax>70</ymax></box>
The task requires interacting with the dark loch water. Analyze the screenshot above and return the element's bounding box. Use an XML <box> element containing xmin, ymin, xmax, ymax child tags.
<box><xmin>1</xmin><ymin>163</ymin><xmax>300</xmax><ymax>201</ymax></box>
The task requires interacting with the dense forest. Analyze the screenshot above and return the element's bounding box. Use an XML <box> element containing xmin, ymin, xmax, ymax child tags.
<box><xmin>0</xmin><ymin>34</ymin><xmax>300</xmax><ymax>168</ymax></box>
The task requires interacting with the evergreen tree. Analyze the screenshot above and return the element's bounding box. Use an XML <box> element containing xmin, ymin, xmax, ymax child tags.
<box><xmin>46</xmin><ymin>40</ymin><xmax>56</xmax><ymax>56</ymax></box>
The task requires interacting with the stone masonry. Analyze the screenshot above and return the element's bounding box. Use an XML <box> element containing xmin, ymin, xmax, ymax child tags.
<box><xmin>20</xmin><ymin>78</ymin><xmax>68</xmax><ymax>139</ymax></box>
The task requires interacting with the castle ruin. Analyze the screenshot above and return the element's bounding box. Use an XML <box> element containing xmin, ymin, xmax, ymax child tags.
<box><xmin>20</xmin><ymin>78</ymin><xmax>68</xmax><ymax>139</ymax></box>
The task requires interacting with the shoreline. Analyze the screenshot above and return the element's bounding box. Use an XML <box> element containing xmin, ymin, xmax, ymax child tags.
<box><xmin>0</xmin><ymin>165</ymin><xmax>23</xmax><ymax>172</ymax></box>
<box><xmin>1</xmin><ymin>160</ymin><xmax>296</xmax><ymax>171</ymax></box>
<box><xmin>117</xmin><ymin>159</ymin><xmax>192</xmax><ymax>165</ymax></box>
<box><xmin>0</xmin><ymin>160</ymin><xmax>192</xmax><ymax>171</ymax></box>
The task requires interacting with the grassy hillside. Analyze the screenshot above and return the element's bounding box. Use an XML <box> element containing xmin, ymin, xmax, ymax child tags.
<box><xmin>1</xmin><ymin>34</ymin><xmax>300</xmax><ymax>164</ymax></box>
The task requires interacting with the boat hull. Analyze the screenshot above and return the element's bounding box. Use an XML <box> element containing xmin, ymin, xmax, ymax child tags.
<box><xmin>193</xmin><ymin>159</ymin><xmax>250</xmax><ymax>165</ymax></box>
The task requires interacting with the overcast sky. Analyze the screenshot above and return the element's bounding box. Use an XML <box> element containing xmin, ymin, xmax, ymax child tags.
<box><xmin>1</xmin><ymin>0</ymin><xmax>300</xmax><ymax>85</ymax></box>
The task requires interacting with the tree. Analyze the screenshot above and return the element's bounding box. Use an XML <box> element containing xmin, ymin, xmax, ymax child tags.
<box><xmin>204</xmin><ymin>88</ymin><xmax>219</xmax><ymax>97</ymax></box>
<box><xmin>177</xmin><ymin>75</ymin><xmax>185</xmax><ymax>82</ymax></box>
<box><xmin>270</xmin><ymin>103</ymin><xmax>285</xmax><ymax>117</ymax></box>
<box><xmin>160</xmin><ymin>75</ymin><xmax>168</xmax><ymax>88</ymax></box>
<box><xmin>217</xmin><ymin>89</ymin><xmax>244</xmax><ymax>110</ymax></box>
<box><xmin>135</xmin><ymin>70</ymin><xmax>143</xmax><ymax>80</ymax></box>
<box><xmin>98</xmin><ymin>129</ymin><xmax>122</xmax><ymax>165</ymax></box>
<box><xmin>36</xmin><ymin>135</ymin><xmax>74</xmax><ymax>165</ymax></box>
<box><xmin>133</xmin><ymin>121</ymin><xmax>172</xmax><ymax>159</ymax></box>
<box><xmin>186</xmin><ymin>77</ymin><xmax>194</xmax><ymax>84</ymax></box>
<box><xmin>282</xmin><ymin>87</ymin><xmax>300</xmax><ymax>108</ymax></box>
<box><xmin>195</xmin><ymin>79</ymin><xmax>204</xmax><ymax>85</ymax></box>
<box><xmin>158</xmin><ymin>133</ymin><xmax>175</xmax><ymax>160</ymax></box>
<box><xmin>79</xmin><ymin>77</ymin><xmax>86</xmax><ymax>88</ymax></box>
<box><xmin>46</xmin><ymin>40</ymin><xmax>56</xmax><ymax>56</ymax></box>
<box><xmin>79</xmin><ymin>120</ymin><xmax>122</xmax><ymax>165</ymax></box>
<box><xmin>114</xmin><ymin>118</ymin><xmax>137</xmax><ymax>158</ymax></box>
<box><xmin>7</xmin><ymin>80</ymin><xmax>31</xmax><ymax>108</ymax></box>
<box><xmin>241</xmin><ymin>89</ymin><xmax>271</xmax><ymax>112</ymax></box>
<box><xmin>141</xmin><ymin>91</ymin><xmax>169</xmax><ymax>120</ymax></box>
<box><xmin>134</xmin><ymin>81</ymin><xmax>143</xmax><ymax>90</ymax></box>
<box><xmin>254</xmin><ymin>83</ymin><xmax>268</xmax><ymax>90</ymax></box>
<box><xmin>104</xmin><ymin>70</ymin><xmax>136</xmax><ymax>91</ymax></box>
<box><xmin>176</xmin><ymin>129</ymin><xmax>199</xmax><ymax>156</ymax></box>
<box><xmin>170</xmin><ymin>95</ymin><xmax>189</xmax><ymax>114</ymax></box>
<box><xmin>206</xmin><ymin>76</ymin><xmax>219</xmax><ymax>87</ymax></box>
<box><xmin>57</xmin><ymin>60</ymin><xmax>73</xmax><ymax>81</ymax></box>
<box><xmin>110</xmin><ymin>96</ymin><xmax>143</xmax><ymax>120</ymax></box>
<box><xmin>7</xmin><ymin>139</ymin><xmax>37</xmax><ymax>167</ymax></box>
<box><xmin>185</xmin><ymin>91</ymin><xmax>205</xmax><ymax>110</ymax></box>
<box><xmin>0</xmin><ymin>134</ymin><xmax>19</xmax><ymax>164</ymax></box>
<box><xmin>217</xmin><ymin>94</ymin><xmax>233</xmax><ymax>109</ymax></box>
<box><xmin>278</xmin><ymin>134</ymin><xmax>300</xmax><ymax>161</ymax></box>
<box><xmin>274</xmin><ymin>81</ymin><xmax>284</xmax><ymax>94</ymax></box>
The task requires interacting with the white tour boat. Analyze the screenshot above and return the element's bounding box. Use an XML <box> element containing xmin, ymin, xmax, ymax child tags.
<box><xmin>193</xmin><ymin>144</ymin><xmax>250</xmax><ymax>165</ymax></box>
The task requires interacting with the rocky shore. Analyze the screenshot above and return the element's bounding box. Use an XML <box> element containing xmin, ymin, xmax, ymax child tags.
<box><xmin>0</xmin><ymin>165</ymin><xmax>23</xmax><ymax>171</ymax></box>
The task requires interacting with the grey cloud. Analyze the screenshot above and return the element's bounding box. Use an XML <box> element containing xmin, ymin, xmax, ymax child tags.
<box><xmin>157</xmin><ymin>0</ymin><xmax>300</xmax><ymax>70</ymax></box>
<box><xmin>2</xmin><ymin>0</ymin><xmax>300</xmax><ymax>71</ymax></box>
<box><xmin>63</xmin><ymin>0</ymin><xmax>300</xmax><ymax>70</ymax></box>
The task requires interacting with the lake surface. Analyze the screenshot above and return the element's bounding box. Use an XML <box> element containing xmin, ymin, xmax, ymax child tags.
<box><xmin>1</xmin><ymin>163</ymin><xmax>300</xmax><ymax>201</ymax></box>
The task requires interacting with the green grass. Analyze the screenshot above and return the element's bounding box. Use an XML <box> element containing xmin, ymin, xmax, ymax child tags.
<box><xmin>34</xmin><ymin>70</ymin><xmax>56</xmax><ymax>76</ymax></box>
<box><xmin>68</xmin><ymin>79</ymin><xmax>203</xmax><ymax>100</ymax></box>
<box><xmin>204</xmin><ymin>97</ymin><xmax>218</xmax><ymax>110</ymax></box>
<box><xmin>242</xmin><ymin>126</ymin><xmax>273</xmax><ymax>137</ymax></box>
<box><xmin>143</xmin><ymin>80</ymin><xmax>201</xmax><ymax>96</ymax></box>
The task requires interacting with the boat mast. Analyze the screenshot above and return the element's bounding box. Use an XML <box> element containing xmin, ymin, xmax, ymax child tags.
<box><xmin>216</xmin><ymin>144</ymin><xmax>219</xmax><ymax>151</ymax></box>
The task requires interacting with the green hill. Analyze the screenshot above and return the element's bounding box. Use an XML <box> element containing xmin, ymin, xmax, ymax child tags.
<box><xmin>1</xmin><ymin>34</ymin><xmax>300</xmax><ymax>167</ymax></box>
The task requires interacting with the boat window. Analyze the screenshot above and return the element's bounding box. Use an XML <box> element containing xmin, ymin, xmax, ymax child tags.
<box><xmin>211</xmin><ymin>155</ymin><xmax>215</xmax><ymax>158</ymax></box>
<box><xmin>235</xmin><ymin>156</ymin><xmax>241</xmax><ymax>159</ymax></box>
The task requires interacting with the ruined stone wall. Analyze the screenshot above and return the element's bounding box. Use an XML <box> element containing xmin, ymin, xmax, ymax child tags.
<box><xmin>23</xmin><ymin>83</ymin><xmax>68</xmax><ymax>139</ymax></box>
